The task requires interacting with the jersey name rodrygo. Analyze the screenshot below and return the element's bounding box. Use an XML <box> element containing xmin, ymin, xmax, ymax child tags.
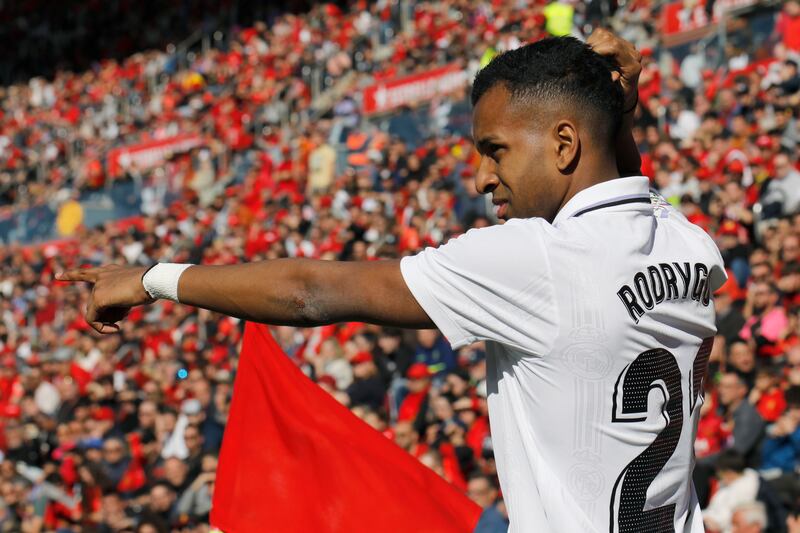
<box><xmin>617</xmin><ymin>261</ymin><xmax>714</xmax><ymax>323</ymax></box>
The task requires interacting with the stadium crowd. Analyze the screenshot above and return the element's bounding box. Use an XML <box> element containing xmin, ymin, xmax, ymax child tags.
<box><xmin>1</xmin><ymin>0</ymin><xmax>800</xmax><ymax>531</ymax></box>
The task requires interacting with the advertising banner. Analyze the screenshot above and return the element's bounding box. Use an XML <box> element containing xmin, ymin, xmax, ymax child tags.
<box><xmin>106</xmin><ymin>133</ymin><xmax>205</xmax><ymax>176</ymax></box>
<box><xmin>362</xmin><ymin>64</ymin><xmax>468</xmax><ymax>115</ymax></box>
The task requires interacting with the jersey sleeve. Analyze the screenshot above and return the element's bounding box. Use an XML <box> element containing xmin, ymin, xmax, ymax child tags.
<box><xmin>400</xmin><ymin>220</ymin><xmax>557</xmax><ymax>355</ymax></box>
<box><xmin>704</xmin><ymin>233</ymin><xmax>728</xmax><ymax>292</ymax></box>
<box><xmin>709</xmin><ymin>262</ymin><xmax>728</xmax><ymax>293</ymax></box>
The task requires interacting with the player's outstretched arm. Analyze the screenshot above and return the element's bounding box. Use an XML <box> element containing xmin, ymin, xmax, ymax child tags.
<box><xmin>587</xmin><ymin>28</ymin><xmax>643</xmax><ymax>177</ymax></box>
<box><xmin>55</xmin><ymin>260</ymin><xmax>435</xmax><ymax>334</ymax></box>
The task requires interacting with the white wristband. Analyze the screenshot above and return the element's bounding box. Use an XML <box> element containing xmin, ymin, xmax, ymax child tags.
<box><xmin>142</xmin><ymin>263</ymin><xmax>194</xmax><ymax>302</ymax></box>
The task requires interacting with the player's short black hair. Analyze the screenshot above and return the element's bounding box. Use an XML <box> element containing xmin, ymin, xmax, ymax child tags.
<box><xmin>471</xmin><ymin>37</ymin><xmax>625</xmax><ymax>145</ymax></box>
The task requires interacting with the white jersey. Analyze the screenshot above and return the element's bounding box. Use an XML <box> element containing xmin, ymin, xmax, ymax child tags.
<box><xmin>400</xmin><ymin>176</ymin><xmax>726</xmax><ymax>533</ymax></box>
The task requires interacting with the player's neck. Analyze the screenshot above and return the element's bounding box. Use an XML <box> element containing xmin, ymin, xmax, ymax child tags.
<box><xmin>556</xmin><ymin>157</ymin><xmax>622</xmax><ymax>215</ymax></box>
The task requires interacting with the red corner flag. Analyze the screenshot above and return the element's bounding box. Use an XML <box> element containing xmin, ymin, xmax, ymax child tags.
<box><xmin>211</xmin><ymin>322</ymin><xmax>482</xmax><ymax>533</ymax></box>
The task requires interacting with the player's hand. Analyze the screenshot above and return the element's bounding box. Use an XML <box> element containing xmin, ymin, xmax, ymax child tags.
<box><xmin>55</xmin><ymin>264</ymin><xmax>155</xmax><ymax>334</ymax></box>
<box><xmin>587</xmin><ymin>28</ymin><xmax>642</xmax><ymax>112</ymax></box>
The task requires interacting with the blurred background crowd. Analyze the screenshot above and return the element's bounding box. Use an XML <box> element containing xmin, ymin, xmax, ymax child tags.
<box><xmin>1</xmin><ymin>0</ymin><xmax>800</xmax><ymax>531</ymax></box>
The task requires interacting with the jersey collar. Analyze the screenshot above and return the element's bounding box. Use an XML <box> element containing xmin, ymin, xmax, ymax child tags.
<box><xmin>551</xmin><ymin>176</ymin><xmax>651</xmax><ymax>227</ymax></box>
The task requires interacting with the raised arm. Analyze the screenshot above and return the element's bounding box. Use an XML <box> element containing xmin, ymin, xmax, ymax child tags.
<box><xmin>56</xmin><ymin>260</ymin><xmax>434</xmax><ymax>334</ymax></box>
<box><xmin>615</xmin><ymin>110</ymin><xmax>642</xmax><ymax>177</ymax></box>
<box><xmin>587</xmin><ymin>29</ymin><xmax>643</xmax><ymax>177</ymax></box>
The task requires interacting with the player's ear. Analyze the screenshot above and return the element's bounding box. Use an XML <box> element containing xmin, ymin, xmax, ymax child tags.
<box><xmin>554</xmin><ymin>120</ymin><xmax>580</xmax><ymax>174</ymax></box>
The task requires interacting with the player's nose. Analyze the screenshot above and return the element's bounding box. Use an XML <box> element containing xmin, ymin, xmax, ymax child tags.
<box><xmin>475</xmin><ymin>161</ymin><xmax>499</xmax><ymax>195</ymax></box>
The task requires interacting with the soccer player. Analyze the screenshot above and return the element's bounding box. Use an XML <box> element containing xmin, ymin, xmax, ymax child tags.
<box><xmin>58</xmin><ymin>31</ymin><xmax>725</xmax><ymax>532</ymax></box>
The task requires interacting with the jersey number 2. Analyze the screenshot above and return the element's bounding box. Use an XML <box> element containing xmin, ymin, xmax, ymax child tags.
<box><xmin>609</xmin><ymin>338</ymin><xmax>713</xmax><ymax>533</ymax></box>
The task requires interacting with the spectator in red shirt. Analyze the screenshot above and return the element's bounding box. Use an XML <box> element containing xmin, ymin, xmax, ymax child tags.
<box><xmin>393</xmin><ymin>420</ymin><xmax>428</xmax><ymax>459</ymax></box>
<box><xmin>749</xmin><ymin>366</ymin><xmax>787</xmax><ymax>422</ymax></box>
<box><xmin>398</xmin><ymin>363</ymin><xmax>432</xmax><ymax>422</ymax></box>
<box><xmin>775</xmin><ymin>0</ymin><xmax>800</xmax><ymax>52</ymax></box>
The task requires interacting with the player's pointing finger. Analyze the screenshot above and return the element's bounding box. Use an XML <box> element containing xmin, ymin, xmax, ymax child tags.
<box><xmin>55</xmin><ymin>268</ymin><xmax>98</xmax><ymax>283</ymax></box>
